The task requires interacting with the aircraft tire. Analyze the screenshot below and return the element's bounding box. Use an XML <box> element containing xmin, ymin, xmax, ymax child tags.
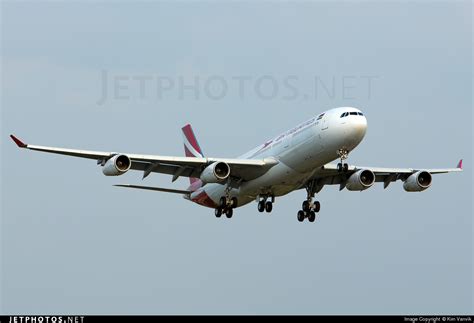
<box><xmin>314</xmin><ymin>201</ymin><xmax>321</xmax><ymax>213</ymax></box>
<box><xmin>265</xmin><ymin>201</ymin><xmax>273</xmax><ymax>213</ymax></box>
<box><xmin>297</xmin><ymin>210</ymin><xmax>305</xmax><ymax>222</ymax></box>
<box><xmin>258</xmin><ymin>200</ymin><xmax>265</xmax><ymax>212</ymax></box>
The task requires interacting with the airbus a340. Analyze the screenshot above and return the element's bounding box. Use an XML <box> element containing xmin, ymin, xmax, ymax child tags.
<box><xmin>10</xmin><ymin>107</ymin><xmax>462</xmax><ymax>222</ymax></box>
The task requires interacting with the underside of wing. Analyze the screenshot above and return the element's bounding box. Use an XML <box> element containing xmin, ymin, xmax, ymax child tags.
<box><xmin>304</xmin><ymin>159</ymin><xmax>463</xmax><ymax>192</ymax></box>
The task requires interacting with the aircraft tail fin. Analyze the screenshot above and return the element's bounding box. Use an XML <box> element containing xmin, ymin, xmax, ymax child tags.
<box><xmin>181</xmin><ymin>124</ymin><xmax>204</xmax><ymax>185</ymax></box>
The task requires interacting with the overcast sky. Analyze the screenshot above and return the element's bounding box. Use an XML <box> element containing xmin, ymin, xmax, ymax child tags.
<box><xmin>1</xmin><ymin>1</ymin><xmax>472</xmax><ymax>314</ymax></box>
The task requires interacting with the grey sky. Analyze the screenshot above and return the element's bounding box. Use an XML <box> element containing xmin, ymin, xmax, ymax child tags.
<box><xmin>1</xmin><ymin>1</ymin><xmax>472</xmax><ymax>314</ymax></box>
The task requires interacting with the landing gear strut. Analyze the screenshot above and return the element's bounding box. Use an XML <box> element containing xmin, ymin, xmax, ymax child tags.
<box><xmin>215</xmin><ymin>185</ymin><xmax>238</xmax><ymax>219</ymax></box>
<box><xmin>257</xmin><ymin>195</ymin><xmax>274</xmax><ymax>213</ymax></box>
<box><xmin>336</xmin><ymin>148</ymin><xmax>349</xmax><ymax>172</ymax></box>
<box><xmin>296</xmin><ymin>180</ymin><xmax>321</xmax><ymax>223</ymax></box>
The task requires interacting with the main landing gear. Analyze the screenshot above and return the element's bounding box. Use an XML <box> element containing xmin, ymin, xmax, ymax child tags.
<box><xmin>336</xmin><ymin>148</ymin><xmax>349</xmax><ymax>172</ymax></box>
<box><xmin>297</xmin><ymin>180</ymin><xmax>321</xmax><ymax>222</ymax></box>
<box><xmin>297</xmin><ymin>199</ymin><xmax>320</xmax><ymax>222</ymax></box>
<box><xmin>257</xmin><ymin>195</ymin><xmax>274</xmax><ymax>214</ymax></box>
<box><xmin>215</xmin><ymin>196</ymin><xmax>238</xmax><ymax>218</ymax></box>
<box><xmin>215</xmin><ymin>185</ymin><xmax>238</xmax><ymax>219</ymax></box>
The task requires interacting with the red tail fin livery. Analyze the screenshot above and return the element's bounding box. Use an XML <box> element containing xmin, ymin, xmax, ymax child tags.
<box><xmin>181</xmin><ymin>124</ymin><xmax>204</xmax><ymax>184</ymax></box>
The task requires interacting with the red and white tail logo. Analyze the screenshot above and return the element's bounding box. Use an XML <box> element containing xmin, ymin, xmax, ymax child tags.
<box><xmin>182</xmin><ymin>124</ymin><xmax>204</xmax><ymax>184</ymax></box>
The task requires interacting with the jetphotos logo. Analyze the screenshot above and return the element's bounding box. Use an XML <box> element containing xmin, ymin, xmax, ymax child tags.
<box><xmin>8</xmin><ymin>317</ymin><xmax>84</xmax><ymax>323</ymax></box>
<box><xmin>96</xmin><ymin>70</ymin><xmax>379</xmax><ymax>105</ymax></box>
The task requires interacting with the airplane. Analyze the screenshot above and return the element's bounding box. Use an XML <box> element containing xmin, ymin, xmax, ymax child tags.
<box><xmin>10</xmin><ymin>107</ymin><xmax>463</xmax><ymax>222</ymax></box>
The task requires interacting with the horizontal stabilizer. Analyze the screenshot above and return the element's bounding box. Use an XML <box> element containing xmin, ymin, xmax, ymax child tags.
<box><xmin>114</xmin><ymin>184</ymin><xmax>191</xmax><ymax>195</ymax></box>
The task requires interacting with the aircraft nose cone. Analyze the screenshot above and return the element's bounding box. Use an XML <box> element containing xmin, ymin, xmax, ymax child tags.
<box><xmin>353</xmin><ymin>116</ymin><xmax>367</xmax><ymax>137</ymax></box>
<box><xmin>346</xmin><ymin>116</ymin><xmax>367</xmax><ymax>146</ymax></box>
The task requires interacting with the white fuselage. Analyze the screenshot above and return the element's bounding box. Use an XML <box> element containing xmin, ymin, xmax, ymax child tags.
<box><xmin>188</xmin><ymin>107</ymin><xmax>368</xmax><ymax>208</ymax></box>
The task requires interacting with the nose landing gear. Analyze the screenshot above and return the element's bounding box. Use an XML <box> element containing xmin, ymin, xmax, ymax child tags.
<box><xmin>337</xmin><ymin>148</ymin><xmax>349</xmax><ymax>172</ymax></box>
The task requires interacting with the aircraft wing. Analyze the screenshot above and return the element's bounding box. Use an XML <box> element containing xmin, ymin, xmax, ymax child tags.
<box><xmin>9</xmin><ymin>135</ymin><xmax>278</xmax><ymax>182</ymax></box>
<box><xmin>305</xmin><ymin>160</ymin><xmax>463</xmax><ymax>191</ymax></box>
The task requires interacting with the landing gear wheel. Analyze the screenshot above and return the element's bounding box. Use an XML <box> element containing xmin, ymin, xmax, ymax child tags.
<box><xmin>343</xmin><ymin>163</ymin><xmax>349</xmax><ymax>172</ymax></box>
<box><xmin>215</xmin><ymin>208</ymin><xmax>222</xmax><ymax>218</ymax></box>
<box><xmin>231</xmin><ymin>197</ymin><xmax>238</xmax><ymax>208</ymax></box>
<box><xmin>265</xmin><ymin>201</ymin><xmax>273</xmax><ymax>213</ymax></box>
<box><xmin>219</xmin><ymin>197</ymin><xmax>227</xmax><ymax>208</ymax></box>
<box><xmin>302</xmin><ymin>200</ymin><xmax>311</xmax><ymax>212</ymax></box>
<box><xmin>337</xmin><ymin>148</ymin><xmax>349</xmax><ymax>172</ymax></box>
<box><xmin>308</xmin><ymin>211</ymin><xmax>316</xmax><ymax>222</ymax></box>
<box><xmin>258</xmin><ymin>200</ymin><xmax>265</xmax><ymax>212</ymax></box>
<box><xmin>225</xmin><ymin>208</ymin><xmax>233</xmax><ymax>218</ymax></box>
<box><xmin>297</xmin><ymin>210</ymin><xmax>305</xmax><ymax>222</ymax></box>
<box><xmin>313</xmin><ymin>201</ymin><xmax>321</xmax><ymax>213</ymax></box>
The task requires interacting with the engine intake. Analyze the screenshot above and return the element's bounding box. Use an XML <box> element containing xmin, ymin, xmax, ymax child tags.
<box><xmin>200</xmin><ymin>161</ymin><xmax>230</xmax><ymax>183</ymax></box>
<box><xmin>102</xmin><ymin>154</ymin><xmax>131</xmax><ymax>176</ymax></box>
<box><xmin>403</xmin><ymin>171</ymin><xmax>432</xmax><ymax>192</ymax></box>
<box><xmin>346</xmin><ymin>169</ymin><xmax>375</xmax><ymax>191</ymax></box>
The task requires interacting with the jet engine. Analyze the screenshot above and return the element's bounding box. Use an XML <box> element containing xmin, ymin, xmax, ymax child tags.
<box><xmin>102</xmin><ymin>154</ymin><xmax>132</xmax><ymax>176</ymax></box>
<box><xmin>346</xmin><ymin>169</ymin><xmax>375</xmax><ymax>191</ymax></box>
<box><xmin>200</xmin><ymin>161</ymin><xmax>231</xmax><ymax>183</ymax></box>
<box><xmin>403</xmin><ymin>171</ymin><xmax>432</xmax><ymax>192</ymax></box>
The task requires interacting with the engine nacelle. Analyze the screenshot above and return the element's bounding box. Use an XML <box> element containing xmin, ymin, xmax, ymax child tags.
<box><xmin>102</xmin><ymin>154</ymin><xmax>131</xmax><ymax>176</ymax></box>
<box><xmin>346</xmin><ymin>169</ymin><xmax>375</xmax><ymax>191</ymax></box>
<box><xmin>403</xmin><ymin>171</ymin><xmax>432</xmax><ymax>192</ymax></box>
<box><xmin>200</xmin><ymin>161</ymin><xmax>230</xmax><ymax>183</ymax></box>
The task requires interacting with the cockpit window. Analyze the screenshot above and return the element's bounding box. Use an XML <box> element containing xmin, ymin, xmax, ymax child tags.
<box><xmin>341</xmin><ymin>111</ymin><xmax>364</xmax><ymax>118</ymax></box>
<box><xmin>317</xmin><ymin>113</ymin><xmax>325</xmax><ymax>120</ymax></box>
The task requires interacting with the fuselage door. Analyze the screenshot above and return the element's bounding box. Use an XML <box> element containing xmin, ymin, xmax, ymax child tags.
<box><xmin>316</xmin><ymin>112</ymin><xmax>328</xmax><ymax>132</ymax></box>
<box><xmin>321</xmin><ymin>116</ymin><xmax>329</xmax><ymax>131</ymax></box>
<box><xmin>315</xmin><ymin>112</ymin><xmax>327</xmax><ymax>151</ymax></box>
